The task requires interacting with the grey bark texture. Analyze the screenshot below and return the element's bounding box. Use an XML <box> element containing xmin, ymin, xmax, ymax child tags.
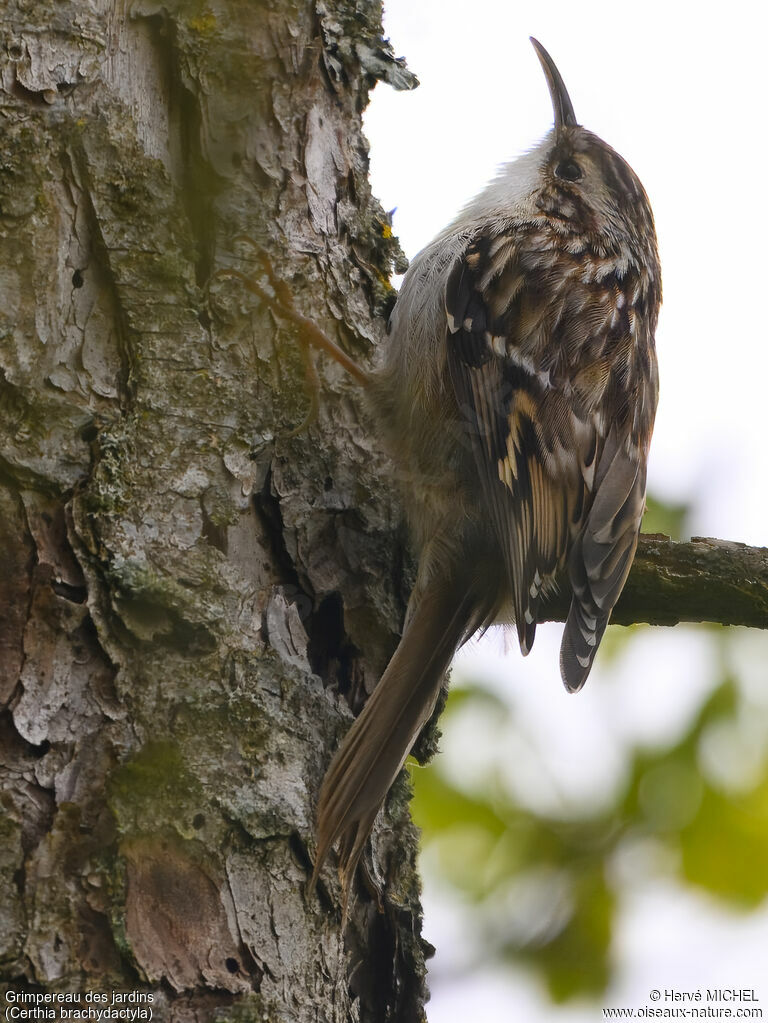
<box><xmin>0</xmin><ymin>1</ymin><xmax>428</xmax><ymax>1020</ymax></box>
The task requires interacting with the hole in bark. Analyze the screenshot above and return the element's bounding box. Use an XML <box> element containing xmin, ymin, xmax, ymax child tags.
<box><xmin>11</xmin><ymin>79</ymin><xmax>49</xmax><ymax>106</ymax></box>
<box><xmin>289</xmin><ymin>832</ymin><xmax>313</xmax><ymax>874</ymax></box>
<box><xmin>348</xmin><ymin>908</ymin><xmax>394</xmax><ymax>1017</ymax></box>
<box><xmin>324</xmin><ymin>476</ymin><xmax>333</xmax><ymax>491</ymax></box>
<box><xmin>8</xmin><ymin>44</ymin><xmax>22</xmax><ymax>59</ymax></box>
<box><xmin>253</xmin><ymin>475</ymin><xmax>303</xmax><ymax>591</ymax></box>
<box><xmin>225</xmin><ymin>957</ymin><xmax>239</xmax><ymax>974</ymax></box>
<box><xmin>51</xmin><ymin>578</ymin><xmax>87</xmax><ymax>603</ymax></box>
<box><xmin>306</xmin><ymin>591</ymin><xmax>344</xmax><ymax>679</ymax></box>
<box><xmin>72</xmin><ymin>268</ymin><xmax>84</xmax><ymax>288</ymax></box>
<box><xmin>382</xmin><ymin>288</ymin><xmax>398</xmax><ymax>322</ymax></box>
<box><xmin>192</xmin><ymin>813</ymin><xmax>205</xmax><ymax>829</ymax></box>
<box><xmin>306</xmin><ymin>591</ymin><xmax>361</xmax><ymax>695</ymax></box>
<box><xmin>0</xmin><ymin>711</ymin><xmax>54</xmax><ymax>765</ymax></box>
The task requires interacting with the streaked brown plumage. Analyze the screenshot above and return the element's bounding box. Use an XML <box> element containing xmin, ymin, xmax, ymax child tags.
<box><xmin>313</xmin><ymin>38</ymin><xmax>660</xmax><ymax>904</ymax></box>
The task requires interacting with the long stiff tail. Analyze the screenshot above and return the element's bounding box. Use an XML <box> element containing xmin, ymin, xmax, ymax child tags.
<box><xmin>312</xmin><ymin>573</ymin><xmax>478</xmax><ymax>900</ymax></box>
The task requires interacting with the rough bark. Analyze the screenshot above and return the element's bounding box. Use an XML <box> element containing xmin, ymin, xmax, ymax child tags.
<box><xmin>0</xmin><ymin>1</ymin><xmax>427</xmax><ymax>1020</ymax></box>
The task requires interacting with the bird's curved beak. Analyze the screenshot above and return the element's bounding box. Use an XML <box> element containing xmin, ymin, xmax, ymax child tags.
<box><xmin>530</xmin><ymin>37</ymin><xmax>578</xmax><ymax>131</ymax></box>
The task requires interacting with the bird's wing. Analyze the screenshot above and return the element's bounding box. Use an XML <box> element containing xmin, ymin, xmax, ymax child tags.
<box><xmin>444</xmin><ymin>230</ymin><xmax>657</xmax><ymax>687</ymax></box>
<box><xmin>560</xmin><ymin>425</ymin><xmax>647</xmax><ymax>690</ymax></box>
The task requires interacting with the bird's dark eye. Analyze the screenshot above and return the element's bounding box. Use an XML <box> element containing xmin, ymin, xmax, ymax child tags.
<box><xmin>555</xmin><ymin>159</ymin><xmax>582</xmax><ymax>182</ymax></box>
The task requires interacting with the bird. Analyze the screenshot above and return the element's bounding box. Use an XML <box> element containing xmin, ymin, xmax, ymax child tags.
<box><xmin>313</xmin><ymin>37</ymin><xmax>661</xmax><ymax>904</ymax></box>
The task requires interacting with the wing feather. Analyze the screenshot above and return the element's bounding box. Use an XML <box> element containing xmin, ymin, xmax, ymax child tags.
<box><xmin>445</xmin><ymin>245</ymin><xmax>586</xmax><ymax>654</ymax></box>
<box><xmin>561</xmin><ymin>430</ymin><xmax>648</xmax><ymax>690</ymax></box>
<box><xmin>444</xmin><ymin>233</ymin><xmax>656</xmax><ymax>686</ymax></box>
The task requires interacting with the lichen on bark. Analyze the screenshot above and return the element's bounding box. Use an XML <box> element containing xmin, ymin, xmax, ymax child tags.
<box><xmin>1</xmin><ymin>1</ymin><xmax>428</xmax><ymax>1019</ymax></box>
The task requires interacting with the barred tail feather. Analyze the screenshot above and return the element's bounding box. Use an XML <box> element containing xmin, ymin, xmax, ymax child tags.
<box><xmin>559</xmin><ymin>596</ymin><xmax>609</xmax><ymax>693</ymax></box>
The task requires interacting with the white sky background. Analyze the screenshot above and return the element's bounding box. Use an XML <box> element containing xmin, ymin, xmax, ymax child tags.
<box><xmin>362</xmin><ymin>2</ymin><xmax>768</xmax><ymax>1020</ymax></box>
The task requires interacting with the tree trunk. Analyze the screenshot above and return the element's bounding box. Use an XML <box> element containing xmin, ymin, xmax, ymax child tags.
<box><xmin>0</xmin><ymin>1</ymin><xmax>428</xmax><ymax>1020</ymax></box>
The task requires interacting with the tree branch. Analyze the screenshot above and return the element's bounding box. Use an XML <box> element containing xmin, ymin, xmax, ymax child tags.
<box><xmin>540</xmin><ymin>535</ymin><xmax>768</xmax><ymax>630</ymax></box>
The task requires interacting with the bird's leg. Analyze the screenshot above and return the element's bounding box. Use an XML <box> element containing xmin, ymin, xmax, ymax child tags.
<box><xmin>216</xmin><ymin>240</ymin><xmax>370</xmax><ymax>396</ymax></box>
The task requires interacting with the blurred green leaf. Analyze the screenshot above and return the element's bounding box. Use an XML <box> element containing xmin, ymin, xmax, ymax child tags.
<box><xmin>518</xmin><ymin>865</ymin><xmax>613</xmax><ymax>1002</ymax></box>
<box><xmin>412</xmin><ymin>665</ymin><xmax>768</xmax><ymax>1002</ymax></box>
<box><xmin>409</xmin><ymin>756</ymin><xmax>510</xmax><ymax>839</ymax></box>
<box><xmin>642</xmin><ymin>492</ymin><xmax>691</xmax><ymax>540</ymax></box>
<box><xmin>680</xmin><ymin>777</ymin><xmax>768</xmax><ymax>904</ymax></box>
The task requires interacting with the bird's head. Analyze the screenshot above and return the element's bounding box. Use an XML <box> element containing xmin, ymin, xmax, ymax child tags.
<box><xmin>528</xmin><ymin>37</ymin><xmax>655</xmax><ymax>256</ymax></box>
